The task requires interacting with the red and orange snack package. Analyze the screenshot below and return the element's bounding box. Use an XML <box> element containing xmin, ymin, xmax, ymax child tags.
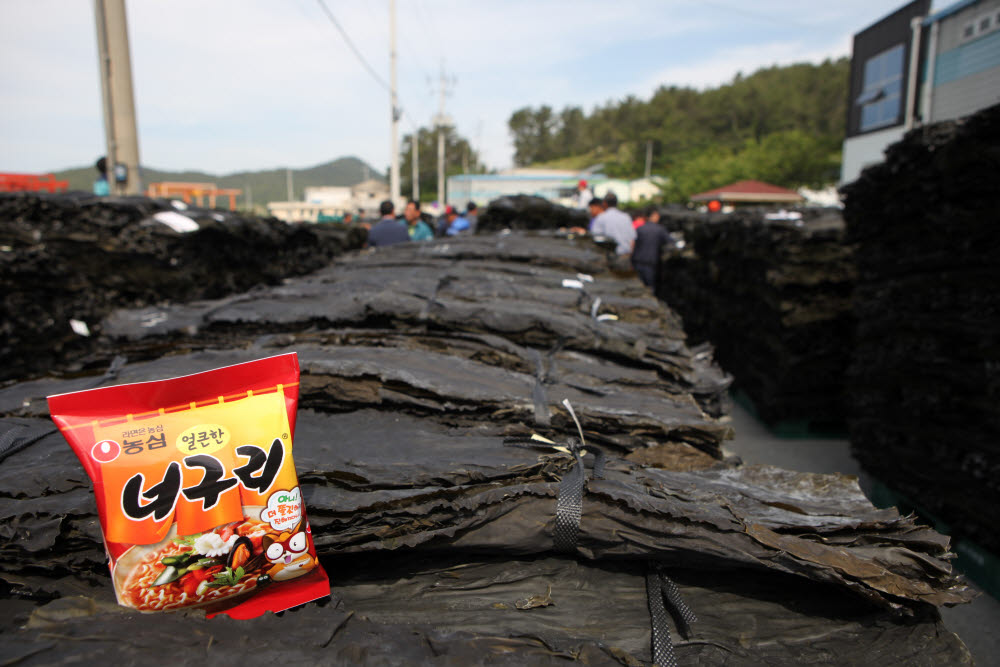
<box><xmin>48</xmin><ymin>353</ymin><xmax>329</xmax><ymax>618</ymax></box>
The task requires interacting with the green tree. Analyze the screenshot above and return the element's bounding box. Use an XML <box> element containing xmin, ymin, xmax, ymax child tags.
<box><xmin>505</xmin><ymin>58</ymin><xmax>850</xmax><ymax>185</ymax></box>
<box><xmin>401</xmin><ymin>126</ymin><xmax>483</xmax><ymax>203</ymax></box>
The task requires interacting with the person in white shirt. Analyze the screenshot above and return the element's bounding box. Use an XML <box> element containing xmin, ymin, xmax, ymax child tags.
<box><xmin>590</xmin><ymin>192</ymin><xmax>635</xmax><ymax>255</ymax></box>
<box><xmin>575</xmin><ymin>179</ymin><xmax>593</xmax><ymax>208</ymax></box>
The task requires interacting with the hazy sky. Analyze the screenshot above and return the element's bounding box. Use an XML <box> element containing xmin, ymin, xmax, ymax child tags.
<box><xmin>1</xmin><ymin>0</ymin><xmax>925</xmax><ymax>175</ymax></box>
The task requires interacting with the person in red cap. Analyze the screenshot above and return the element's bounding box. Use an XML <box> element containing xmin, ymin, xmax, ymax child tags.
<box><xmin>575</xmin><ymin>179</ymin><xmax>593</xmax><ymax>208</ymax></box>
<box><xmin>438</xmin><ymin>205</ymin><xmax>470</xmax><ymax>236</ymax></box>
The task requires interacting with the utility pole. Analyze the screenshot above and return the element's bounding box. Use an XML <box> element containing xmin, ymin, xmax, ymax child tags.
<box><xmin>286</xmin><ymin>168</ymin><xmax>294</xmax><ymax>201</ymax></box>
<box><xmin>411</xmin><ymin>130</ymin><xmax>419</xmax><ymax>202</ymax></box>
<box><xmin>644</xmin><ymin>140</ymin><xmax>653</xmax><ymax>179</ymax></box>
<box><xmin>432</xmin><ymin>63</ymin><xmax>455</xmax><ymax>207</ymax></box>
<box><xmin>389</xmin><ymin>0</ymin><xmax>401</xmax><ymax>205</ymax></box>
<box><xmin>93</xmin><ymin>0</ymin><xmax>142</xmax><ymax>195</ymax></box>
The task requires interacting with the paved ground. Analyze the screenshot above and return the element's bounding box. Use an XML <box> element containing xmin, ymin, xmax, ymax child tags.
<box><xmin>723</xmin><ymin>402</ymin><xmax>1000</xmax><ymax>667</ymax></box>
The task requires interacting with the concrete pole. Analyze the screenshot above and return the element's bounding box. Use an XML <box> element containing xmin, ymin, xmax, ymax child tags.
<box><xmin>94</xmin><ymin>0</ymin><xmax>116</xmax><ymax>190</ymax></box>
<box><xmin>94</xmin><ymin>0</ymin><xmax>142</xmax><ymax>195</ymax></box>
<box><xmin>644</xmin><ymin>140</ymin><xmax>653</xmax><ymax>179</ymax></box>
<box><xmin>411</xmin><ymin>131</ymin><xmax>419</xmax><ymax>202</ymax></box>
<box><xmin>437</xmin><ymin>126</ymin><xmax>445</xmax><ymax>207</ymax></box>
<box><xmin>389</xmin><ymin>0</ymin><xmax>400</xmax><ymax>204</ymax></box>
<box><xmin>286</xmin><ymin>168</ymin><xmax>294</xmax><ymax>201</ymax></box>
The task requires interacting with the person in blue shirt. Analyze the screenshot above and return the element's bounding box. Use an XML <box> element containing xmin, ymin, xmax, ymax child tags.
<box><xmin>367</xmin><ymin>200</ymin><xmax>410</xmax><ymax>247</ymax></box>
<box><xmin>93</xmin><ymin>157</ymin><xmax>110</xmax><ymax>196</ymax></box>
<box><xmin>405</xmin><ymin>200</ymin><xmax>434</xmax><ymax>241</ymax></box>
<box><xmin>443</xmin><ymin>205</ymin><xmax>470</xmax><ymax>236</ymax></box>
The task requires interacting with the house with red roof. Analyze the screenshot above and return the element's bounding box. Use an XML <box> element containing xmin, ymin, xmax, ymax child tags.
<box><xmin>689</xmin><ymin>180</ymin><xmax>805</xmax><ymax>206</ymax></box>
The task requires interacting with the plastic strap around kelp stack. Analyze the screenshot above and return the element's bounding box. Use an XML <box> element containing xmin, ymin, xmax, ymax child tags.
<box><xmin>0</xmin><ymin>422</ymin><xmax>58</xmax><ymax>464</ymax></box>
<box><xmin>503</xmin><ymin>399</ymin><xmax>605</xmax><ymax>553</ymax></box>
<box><xmin>646</xmin><ymin>563</ymin><xmax>698</xmax><ymax>667</ymax></box>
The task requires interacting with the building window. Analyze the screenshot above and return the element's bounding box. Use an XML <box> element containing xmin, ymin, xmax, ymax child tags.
<box><xmin>857</xmin><ymin>43</ymin><xmax>905</xmax><ymax>131</ymax></box>
<box><xmin>980</xmin><ymin>16</ymin><xmax>992</xmax><ymax>32</ymax></box>
<box><xmin>963</xmin><ymin>22</ymin><xmax>975</xmax><ymax>39</ymax></box>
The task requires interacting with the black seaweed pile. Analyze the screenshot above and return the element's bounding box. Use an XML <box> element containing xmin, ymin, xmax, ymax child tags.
<box><xmin>477</xmin><ymin>195</ymin><xmax>588</xmax><ymax>232</ymax></box>
<box><xmin>0</xmin><ymin>192</ymin><xmax>364</xmax><ymax>382</ymax></box>
<box><xmin>0</xmin><ymin>231</ymin><xmax>974</xmax><ymax>664</ymax></box>
<box><xmin>658</xmin><ymin>208</ymin><xmax>856</xmax><ymax>429</ymax></box>
<box><xmin>842</xmin><ymin>103</ymin><xmax>1000</xmax><ymax>554</ymax></box>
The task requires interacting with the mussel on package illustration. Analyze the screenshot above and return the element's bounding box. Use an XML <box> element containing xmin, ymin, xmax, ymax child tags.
<box><xmin>47</xmin><ymin>353</ymin><xmax>329</xmax><ymax>618</ymax></box>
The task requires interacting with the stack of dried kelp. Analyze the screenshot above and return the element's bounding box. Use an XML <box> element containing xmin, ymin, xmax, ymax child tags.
<box><xmin>0</xmin><ymin>232</ymin><xmax>974</xmax><ymax>664</ymax></box>
<box><xmin>659</xmin><ymin>208</ymin><xmax>856</xmax><ymax>429</ymax></box>
<box><xmin>842</xmin><ymin>103</ymin><xmax>1000</xmax><ymax>554</ymax></box>
<box><xmin>478</xmin><ymin>195</ymin><xmax>588</xmax><ymax>233</ymax></box>
<box><xmin>0</xmin><ymin>192</ymin><xmax>363</xmax><ymax>382</ymax></box>
<box><xmin>0</xmin><ymin>410</ymin><xmax>974</xmax><ymax>664</ymax></box>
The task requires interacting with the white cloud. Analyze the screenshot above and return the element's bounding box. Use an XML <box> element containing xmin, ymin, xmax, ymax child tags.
<box><xmin>1</xmin><ymin>0</ymin><xmax>908</xmax><ymax>174</ymax></box>
<box><xmin>640</xmin><ymin>37</ymin><xmax>853</xmax><ymax>93</ymax></box>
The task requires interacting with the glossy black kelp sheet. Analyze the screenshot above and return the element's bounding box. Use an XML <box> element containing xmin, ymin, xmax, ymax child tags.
<box><xmin>842</xmin><ymin>103</ymin><xmax>1000</xmax><ymax>555</ymax></box>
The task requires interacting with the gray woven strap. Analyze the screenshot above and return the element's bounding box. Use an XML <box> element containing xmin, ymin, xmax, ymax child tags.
<box><xmin>553</xmin><ymin>447</ymin><xmax>585</xmax><ymax>552</ymax></box>
<box><xmin>502</xmin><ymin>400</ymin><xmax>604</xmax><ymax>554</ymax></box>
<box><xmin>0</xmin><ymin>423</ymin><xmax>58</xmax><ymax>464</ymax></box>
<box><xmin>646</xmin><ymin>565</ymin><xmax>697</xmax><ymax>667</ymax></box>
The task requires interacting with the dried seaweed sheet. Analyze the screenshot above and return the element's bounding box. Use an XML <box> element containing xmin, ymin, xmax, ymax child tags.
<box><xmin>0</xmin><ymin>225</ymin><xmax>975</xmax><ymax>663</ymax></box>
<box><xmin>842</xmin><ymin>103</ymin><xmax>1000</xmax><ymax>553</ymax></box>
<box><xmin>0</xmin><ymin>192</ymin><xmax>363</xmax><ymax>382</ymax></box>
<box><xmin>0</xmin><ymin>412</ymin><xmax>972</xmax><ymax>614</ymax></box>
<box><xmin>477</xmin><ymin>195</ymin><xmax>589</xmax><ymax>233</ymax></box>
<box><xmin>658</xmin><ymin>208</ymin><xmax>855</xmax><ymax>427</ymax></box>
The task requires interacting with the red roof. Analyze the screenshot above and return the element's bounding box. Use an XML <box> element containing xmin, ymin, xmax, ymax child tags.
<box><xmin>689</xmin><ymin>180</ymin><xmax>804</xmax><ymax>203</ymax></box>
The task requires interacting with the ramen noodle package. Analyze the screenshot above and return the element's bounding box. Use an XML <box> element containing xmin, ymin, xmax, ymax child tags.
<box><xmin>48</xmin><ymin>353</ymin><xmax>329</xmax><ymax>618</ymax></box>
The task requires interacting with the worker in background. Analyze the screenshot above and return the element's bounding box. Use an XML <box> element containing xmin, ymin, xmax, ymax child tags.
<box><xmin>444</xmin><ymin>205</ymin><xmax>470</xmax><ymax>236</ymax></box>
<box><xmin>575</xmin><ymin>179</ymin><xmax>593</xmax><ymax>208</ymax></box>
<box><xmin>591</xmin><ymin>192</ymin><xmax>635</xmax><ymax>255</ymax></box>
<box><xmin>405</xmin><ymin>199</ymin><xmax>434</xmax><ymax>241</ymax></box>
<box><xmin>367</xmin><ymin>199</ymin><xmax>409</xmax><ymax>247</ymax></box>
<box><xmin>631</xmin><ymin>209</ymin><xmax>646</xmax><ymax>229</ymax></box>
<box><xmin>343</xmin><ymin>212</ymin><xmax>355</xmax><ymax>225</ymax></box>
<box><xmin>93</xmin><ymin>157</ymin><xmax>110</xmax><ymax>196</ymax></box>
<box><xmin>587</xmin><ymin>197</ymin><xmax>604</xmax><ymax>231</ymax></box>
<box><xmin>465</xmin><ymin>201</ymin><xmax>479</xmax><ymax>234</ymax></box>
<box><xmin>631</xmin><ymin>207</ymin><xmax>671</xmax><ymax>288</ymax></box>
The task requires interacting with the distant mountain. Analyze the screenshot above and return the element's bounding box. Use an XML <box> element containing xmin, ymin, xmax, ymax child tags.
<box><xmin>53</xmin><ymin>156</ymin><xmax>384</xmax><ymax>207</ymax></box>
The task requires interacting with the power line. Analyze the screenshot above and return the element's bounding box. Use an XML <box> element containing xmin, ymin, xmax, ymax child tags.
<box><xmin>313</xmin><ymin>0</ymin><xmax>426</xmax><ymax>133</ymax></box>
<box><xmin>314</xmin><ymin>0</ymin><xmax>391</xmax><ymax>93</ymax></box>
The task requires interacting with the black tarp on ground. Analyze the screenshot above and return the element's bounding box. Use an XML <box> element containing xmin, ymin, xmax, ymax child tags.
<box><xmin>0</xmin><ymin>192</ymin><xmax>364</xmax><ymax>382</ymax></box>
<box><xmin>658</xmin><ymin>208</ymin><xmax>856</xmax><ymax>429</ymax></box>
<box><xmin>841</xmin><ymin>103</ymin><xmax>1000</xmax><ymax>554</ymax></box>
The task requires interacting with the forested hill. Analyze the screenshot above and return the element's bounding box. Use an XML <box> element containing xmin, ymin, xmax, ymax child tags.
<box><xmin>508</xmin><ymin>58</ymin><xmax>849</xmax><ymax>200</ymax></box>
<box><xmin>53</xmin><ymin>156</ymin><xmax>383</xmax><ymax>205</ymax></box>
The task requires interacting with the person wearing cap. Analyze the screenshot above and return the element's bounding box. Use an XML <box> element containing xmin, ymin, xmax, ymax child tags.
<box><xmin>590</xmin><ymin>191</ymin><xmax>635</xmax><ymax>255</ymax></box>
<box><xmin>443</xmin><ymin>205</ymin><xmax>470</xmax><ymax>236</ymax></box>
<box><xmin>367</xmin><ymin>199</ymin><xmax>410</xmax><ymax>247</ymax></box>
<box><xmin>575</xmin><ymin>179</ymin><xmax>593</xmax><ymax>208</ymax></box>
